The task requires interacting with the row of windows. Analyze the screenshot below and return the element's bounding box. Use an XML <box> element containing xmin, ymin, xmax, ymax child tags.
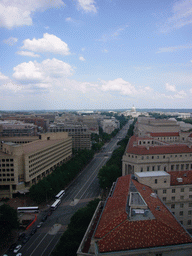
<box><xmin>0</xmin><ymin>173</ymin><xmax>14</xmax><ymax>177</ymax></box>
<box><xmin>29</xmin><ymin>151</ymin><xmax>70</xmax><ymax>177</ymax></box>
<box><xmin>0</xmin><ymin>159</ymin><xmax>14</xmax><ymax>162</ymax></box>
<box><xmin>0</xmin><ymin>163</ymin><xmax>14</xmax><ymax>167</ymax></box>
<box><xmin>171</xmin><ymin>203</ymin><xmax>192</xmax><ymax>208</ymax></box>
<box><xmin>0</xmin><ymin>169</ymin><xmax>14</xmax><ymax>172</ymax></box>
<box><xmin>180</xmin><ymin>220</ymin><xmax>192</xmax><ymax>225</ymax></box>
<box><xmin>28</xmin><ymin>140</ymin><xmax>71</xmax><ymax>159</ymax></box>
<box><xmin>29</xmin><ymin>146</ymin><xmax>71</xmax><ymax>171</ymax></box>
<box><xmin>163</xmin><ymin>188</ymin><xmax>185</xmax><ymax>194</ymax></box>
<box><xmin>29</xmin><ymin>143</ymin><xmax>70</xmax><ymax>166</ymax></box>
<box><xmin>0</xmin><ymin>178</ymin><xmax>14</xmax><ymax>182</ymax></box>
<box><xmin>162</xmin><ymin>195</ymin><xmax>192</xmax><ymax>201</ymax></box>
<box><xmin>128</xmin><ymin>153</ymin><xmax>192</xmax><ymax>160</ymax></box>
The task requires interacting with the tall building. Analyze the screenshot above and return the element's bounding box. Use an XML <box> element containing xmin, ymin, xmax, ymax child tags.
<box><xmin>48</xmin><ymin>124</ymin><xmax>91</xmax><ymax>150</ymax></box>
<box><xmin>77</xmin><ymin>175</ymin><xmax>192</xmax><ymax>255</ymax></box>
<box><xmin>0</xmin><ymin>132</ymin><xmax>72</xmax><ymax>198</ymax></box>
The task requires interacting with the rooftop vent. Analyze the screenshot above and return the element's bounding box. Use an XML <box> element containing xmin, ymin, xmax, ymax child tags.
<box><xmin>177</xmin><ymin>178</ymin><xmax>183</xmax><ymax>182</ymax></box>
<box><xmin>150</xmin><ymin>193</ymin><xmax>157</xmax><ymax>198</ymax></box>
<box><xmin>156</xmin><ymin>206</ymin><xmax>160</xmax><ymax>211</ymax></box>
<box><xmin>142</xmin><ymin>186</ymin><xmax>146</xmax><ymax>191</ymax></box>
<box><xmin>184</xmin><ymin>173</ymin><xmax>187</xmax><ymax>177</ymax></box>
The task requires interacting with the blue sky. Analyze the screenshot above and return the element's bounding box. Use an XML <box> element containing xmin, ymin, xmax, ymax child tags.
<box><xmin>0</xmin><ymin>0</ymin><xmax>192</xmax><ymax>110</ymax></box>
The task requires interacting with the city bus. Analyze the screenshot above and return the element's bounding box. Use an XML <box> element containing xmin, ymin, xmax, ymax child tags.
<box><xmin>55</xmin><ymin>190</ymin><xmax>65</xmax><ymax>200</ymax></box>
<box><xmin>17</xmin><ymin>206</ymin><xmax>39</xmax><ymax>213</ymax></box>
<box><xmin>51</xmin><ymin>199</ymin><xmax>61</xmax><ymax>211</ymax></box>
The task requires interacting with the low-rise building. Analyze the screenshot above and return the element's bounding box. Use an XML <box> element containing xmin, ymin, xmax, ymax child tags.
<box><xmin>0</xmin><ymin>132</ymin><xmax>72</xmax><ymax>198</ymax></box>
<box><xmin>77</xmin><ymin>175</ymin><xmax>192</xmax><ymax>255</ymax></box>
<box><xmin>135</xmin><ymin>171</ymin><xmax>192</xmax><ymax>230</ymax></box>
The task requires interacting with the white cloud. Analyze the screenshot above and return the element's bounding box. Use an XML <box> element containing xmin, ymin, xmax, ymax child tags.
<box><xmin>21</xmin><ymin>33</ymin><xmax>70</xmax><ymax>55</ymax></box>
<box><xmin>157</xmin><ymin>44</ymin><xmax>192</xmax><ymax>53</ymax></box>
<box><xmin>1</xmin><ymin>82</ymin><xmax>23</xmax><ymax>92</ymax></box>
<box><xmin>102</xmin><ymin>49</ymin><xmax>108</xmax><ymax>53</ymax></box>
<box><xmin>0</xmin><ymin>0</ymin><xmax>64</xmax><ymax>29</ymax></box>
<box><xmin>76</xmin><ymin>0</ymin><xmax>97</xmax><ymax>13</ymax></box>
<box><xmin>100</xmin><ymin>78</ymin><xmax>147</xmax><ymax>96</ymax></box>
<box><xmin>165</xmin><ymin>83</ymin><xmax>176</xmax><ymax>92</ymax></box>
<box><xmin>16</xmin><ymin>51</ymin><xmax>40</xmax><ymax>58</ymax></box>
<box><xmin>79</xmin><ymin>56</ymin><xmax>85</xmax><ymax>61</ymax></box>
<box><xmin>190</xmin><ymin>88</ymin><xmax>192</xmax><ymax>93</ymax></box>
<box><xmin>160</xmin><ymin>0</ymin><xmax>192</xmax><ymax>33</ymax></box>
<box><xmin>12</xmin><ymin>58</ymin><xmax>74</xmax><ymax>83</ymax></box>
<box><xmin>174</xmin><ymin>90</ymin><xmax>187</xmax><ymax>99</ymax></box>
<box><xmin>98</xmin><ymin>25</ymin><xmax>128</xmax><ymax>42</ymax></box>
<box><xmin>0</xmin><ymin>72</ymin><xmax>9</xmax><ymax>81</ymax></box>
<box><xmin>3</xmin><ymin>37</ymin><xmax>18</xmax><ymax>46</ymax></box>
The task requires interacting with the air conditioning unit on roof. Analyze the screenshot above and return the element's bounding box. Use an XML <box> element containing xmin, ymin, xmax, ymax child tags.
<box><xmin>177</xmin><ymin>178</ymin><xmax>183</xmax><ymax>182</ymax></box>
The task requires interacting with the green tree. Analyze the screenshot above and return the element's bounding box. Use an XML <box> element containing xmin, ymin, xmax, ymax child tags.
<box><xmin>98</xmin><ymin>165</ymin><xmax>121</xmax><ymax>189</ymax></box>
<box><xmin>0</xmin><ymin>204</ymin><xmax>19</xmax><ymax>247</ymax></box>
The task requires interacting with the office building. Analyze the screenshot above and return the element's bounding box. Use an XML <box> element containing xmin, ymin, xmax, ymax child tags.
<box><xmin>0</xmin><ymin>132</ymin><xmax>72</xmax><ymax>198</ymax></box>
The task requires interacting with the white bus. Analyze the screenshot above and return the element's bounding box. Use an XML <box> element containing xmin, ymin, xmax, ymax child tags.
<box><xmin>51</xmin><ymin>199</ymin><xmax>61</xmax><ymax>211</ymax></box>
<box><xmin>55</xmin><ymin>190</ymin><xmax>65</xmax><ymax>200</ymax></box>
<box><xmin>17</xmin><ymin>206</ymin><xmax>39</xmax><ymax>213</ymax></box>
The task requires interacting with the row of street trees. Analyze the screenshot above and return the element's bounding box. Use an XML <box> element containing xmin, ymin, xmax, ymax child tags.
<box><xmin>29</xmin><ymin>149</ymin><xmax>94</xmax><ymax>203</ymax></box>
<box><xmin>0</xmin><ymin>204</ymin><xmax>19</xmax><ymax>249</ymax></box>
<box><xmin>51</xmin><ymin>198</ymin><xmax>100</xmax><ymax>256</ymax></box>
<box><xmin>98</xmin><ymin>120</ymin><xmax>135</xmax><ymax>189</ymax></box>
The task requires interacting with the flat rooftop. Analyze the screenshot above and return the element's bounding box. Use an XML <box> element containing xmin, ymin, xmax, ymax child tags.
<box><xmin>136</xmin><ymin>171</ymin><xmax>169</xmax><ymax>177</ymax></box>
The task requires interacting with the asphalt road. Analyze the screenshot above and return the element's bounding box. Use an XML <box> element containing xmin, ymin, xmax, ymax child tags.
<box><xmin>6</xmin><ymin>120</ymin><xmax>132</xmax><ymax>256</ymax></box>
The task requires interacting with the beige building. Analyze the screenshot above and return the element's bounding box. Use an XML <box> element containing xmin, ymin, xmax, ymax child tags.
<box><xmin>48</xmin><ymin>124</ymin><xmax>91</xmax><ymax>150</ymax></box>
<box><xmin>135</xmin><ymin>171</ymin><xmax>192</xmax><ymax>230</ymax></box>
<box><xmin>0</xmin><ymin>132</ymin><xmax>72</xmax><ymax>198</ymax></box>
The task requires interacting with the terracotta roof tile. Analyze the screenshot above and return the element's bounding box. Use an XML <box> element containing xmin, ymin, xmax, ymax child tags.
<box><xmin>126</xmin><ymin>135</ymin><xmax>192</xmax><ymax>155</ymax></box>
<box><xmin>168</xmin><ymin>170</ymin><xmax>192</xmax><ymax>185</ymax></box>
<box><xmin>95</xmin><ymin>175</ymin><xmax>192</xmax><ymax>253</ymax></box>
<box><xmin>150</xmin><ymin>132</ymin><xmax>179</xmax><ymax>137</ymax></box>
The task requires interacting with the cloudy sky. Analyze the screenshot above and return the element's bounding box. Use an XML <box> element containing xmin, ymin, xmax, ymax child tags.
<box><xmin>0</xmin><ymin>0</ymin><xmax>192</xmax><ymax>110</ymax></box>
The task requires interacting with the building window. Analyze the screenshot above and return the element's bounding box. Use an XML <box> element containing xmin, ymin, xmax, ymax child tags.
<box><xmin>190</xmin><ymin>188</ymin><xmax>192</xmax><ymax>192</ymax></box>
<box><xmin>155</xmin><ymin>179</ymin><xmax>157</xmax><ymax>184</ymax></box>
<box><xmin>164</xmin><ymin>179</ymin><xmax>167</xmax><ymax>183</ymax></box>
<box><xmin>152</xmin><ymin>166</ymin><xmax>155</xmax><ymax>171</ymax></box>
<box><xmin>147</xmin><ymin>166</ymin><xmax>150</xmax><ymax>171</ymax></box>
<box><xmin>181</xmin><ymin>164</ymin><xmax>184</xmax><ymax>170</ymax></box>
<box><xmin>176</xmin><ymin>165</ymin><xmax>179</xmax><ymax>170</ymax></box>
<box><xmin>163</xmin><ymin>155</ymin><xmax>165</xmax><ymax>158</ymax></box>
<box><xmin>163</xmin><ymin>189</ymin><xmax>166</xmax><ymax>194</ymax></box>
<box><xmin>158</xmin><ymin>165</ymin><xmax>160</xmax><ymax>170</ymax></box>
<box><xmin>172</xmin><ymin>196</ymin><xmax>175</xmax><ymax>201</ymax></box>
<box><xmin>189</xmin><ymin>195</ymin><xmax>192</xmax><ymax>199</ymax></box>
<box><xmin>162</xmin><ymin>197</ymin><xmax>166</xmax><ymax>202</ymax></box>
<box><xmin>181</xmin><ymin>188</ymin><xmax>184</xmax><ymax>192</ymax></box>
<box><xmin>180</xmin><ymin>220</ymin><xmax>183</xmax><ymax>225</ymax></box>
<box><xmin>140</xmin><ymin>167</ymin><xmax>143</xmax><ymax>172</ymax></box>
<box><xmin>189</xmin><ymin>203</ymin><xmax>192</xmax><ymax>207</ymax></box>
<box><xmin>187</xmin><ymin>220</ymin><xmax>191</xmax><ymax>225</ymax></box>
<box><xmin>179</xmin><ymin>211</ymin><xmax>183</xmax><ymax>216</ymax></box>
<box><xmin>171</xmin><ymin>165</ymin><xmax>174</xmax><ymax>170</ymax></box>
<box><xmin>188</xmin><ymin>210</ymin><xmax>192</xmax><ymax>215</ymax></box>
<box><xmin>171</xmin><ymin>204</ymin><xmax>175</xmax><ymax>209</ymax></box>
<box><xmin>172</xmin><ymin>189</ymin><xmax>175</xmax><ymax>193</ymax></box>
<box><xmin>186</xmin><ymin>164</ymin><xmax>189</xmax><ymax>170</ymax></box>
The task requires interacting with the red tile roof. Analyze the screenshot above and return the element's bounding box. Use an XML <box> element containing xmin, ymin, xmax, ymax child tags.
<box><xmin>95</xmin><ymin>175</ymin><xmax>192</xmax><ymax>253</ymax></box>
<box><xmin>168</xmin><ymin>170</ymin><xmax>192</xmax><ymax>186</ymax></box>
<box><xmin>150</xmin><ymin>132</ymin><xmax>179</xmax><ymax>137</ymax></box>
<box><xmin>126</xmin><ymin>135</ymin><xmax>192</xmax><ymax>155</ymax></box>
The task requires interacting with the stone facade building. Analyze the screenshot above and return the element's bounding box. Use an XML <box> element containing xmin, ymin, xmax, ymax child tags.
<box><xmin>0</xmin><ymin>132</ymin><xmax>72</xmax><ymax>198</ymax></box>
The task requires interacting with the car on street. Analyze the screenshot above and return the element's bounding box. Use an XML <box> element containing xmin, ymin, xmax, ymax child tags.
<box><xmin>13</xmin><ymin>244</ymin><xmax>22</xmax><ymax>253</ymax></box>
<box><xmin>16</xmin><ymin>253</ymin><xmax>22</xmax><ymax>256</ymax></box>
<box><xmin>37</xmin><ymin>221</ymin><xmax>43</xmax><ymax>228</ymax></box>
<box><xmin>30</xmin><ymin>227</ymin><xmax>37</xmax><ymax>235</ymax></box>
<box><xmin>18</xmin><ymin>233</ymin><xmax>26</xmax><ymax>240</ymax></box>
<box><xmin>22</xmin><ymin>236</ymin><xmax>30</xmax><ymax>244</ymax></box>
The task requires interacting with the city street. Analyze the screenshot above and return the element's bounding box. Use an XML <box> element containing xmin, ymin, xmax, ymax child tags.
<box><xmin>5</xmin><ymin>121</ymin><xmax>132</xmax><ymax>256</ymax></box>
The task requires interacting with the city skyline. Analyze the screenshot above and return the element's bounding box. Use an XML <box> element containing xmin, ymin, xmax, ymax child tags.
<box><xmin>1</xmin><ymin>0</ymin><xmax>192</xmax><ymax>110</ymax></box>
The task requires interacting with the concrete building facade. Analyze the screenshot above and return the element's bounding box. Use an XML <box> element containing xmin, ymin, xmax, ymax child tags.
<box><xmin>0</xmin><ymin>132</ymin><xmax>72</xmax><ymax>198</ymax></box>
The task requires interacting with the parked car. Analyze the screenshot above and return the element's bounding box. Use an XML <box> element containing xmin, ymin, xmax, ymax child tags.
<box><xmin>22</xmin><ymin>236</ymin><xmax>30</xmax><ymax>244</ymax></box>
<box><xmin>18</xmin><ymin>233</ymin><xmax>26</xmax><ymax>240</ymax></box>
<box><xmin>37</xmin><ymin>221</ymin><xmax>43</xmax><ymax>228</ymax></box>
<box><xmin>16</xmin><ymin>253</ymin><xmax>22</xmax><ymax>256</ymax></box>
<box><xmin>41</xmin><ymin>215</ymin><xmax>47</xmax><ymax>222</ymax></box>
<box><xmin>30</xmin><ymin>228</ymin><xmax>37</xmax><ymax>235</ymax></box>
<box><xmin>13</xmin><ymin>244</ymin><xmax>22</xmax><ymax>253</ymax></box>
